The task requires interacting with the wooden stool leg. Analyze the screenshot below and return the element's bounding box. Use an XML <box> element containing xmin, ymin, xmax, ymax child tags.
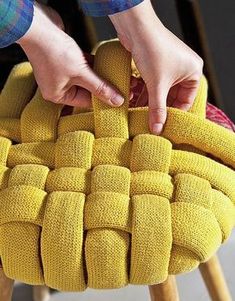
<box><xmin>0</xmin><ymin>268</ymin><xmax>14</xmax><ymax>301</ymax></box>
<box><xmin>33</xmin><ymin>285</ymin><xmax>51</xmax><ymax>301</ymax></box>
<box><xmin>148</xmin><ymin>276</ymin><xmax>180</xmax><ymax>301</ymax></box>
<box><xmin>199</xmin><ymin>255</ymin><xmax>232</xmax><ymax>301</ymax></box>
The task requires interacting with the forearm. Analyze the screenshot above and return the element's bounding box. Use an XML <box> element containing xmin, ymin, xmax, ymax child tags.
<box><xmin>17</xmin><ymin>2</ymin><xmax>65</xmax><ymax>52</ymax></box>
<box><xmin>0</xmin><ymin>0</ymin><xmax>34</xmax><ymax>48</ymax></box>
<box><xmin>109</xmin><ymin>0</ymin><xmax>164</xmax><ymax>48</ymax></box>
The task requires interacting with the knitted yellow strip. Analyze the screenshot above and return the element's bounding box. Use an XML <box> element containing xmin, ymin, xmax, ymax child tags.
<box><xmin>0</xmin><ymin>62</ymin><xmax>36</xmax><ymax>118</ymax></box>
<box><xmin>1</xmin><ymin>106</ymin><xmax>234</xmax><ymax>170</ymax></box>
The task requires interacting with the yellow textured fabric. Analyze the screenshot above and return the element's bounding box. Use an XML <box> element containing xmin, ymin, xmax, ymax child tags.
<box><xmin>0</xmin><ymin>40</ymin><xmax>235</xmax><ymax>291</ymax></box>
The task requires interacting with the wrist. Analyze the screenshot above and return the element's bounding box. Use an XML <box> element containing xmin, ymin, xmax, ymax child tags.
<box><xmin>109</xmin><ymin>0</ymin><xmax>164</xmax><ymax>48</ymax></box>
<box><xmin>17</xmin><ymin>3</ymin><xmax>64</xmax><ymax>51</ymax></box>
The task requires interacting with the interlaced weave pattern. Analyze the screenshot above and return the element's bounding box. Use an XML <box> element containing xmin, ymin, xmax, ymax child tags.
<box><xmin>0</xmin><ymin>41</ymin><xmax>235</xmax><ymax>292</ymax></box>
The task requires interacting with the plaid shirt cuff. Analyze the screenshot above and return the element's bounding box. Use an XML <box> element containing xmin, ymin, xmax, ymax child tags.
<box><xmin>79</xmin><ymin>0</ymin><xmax>144</xmax><ymax>17</ymax></box>
<box><xmin>0</xmin><ymin>0</ymin><xmax>34</xmax><ymax>48</ymax></box>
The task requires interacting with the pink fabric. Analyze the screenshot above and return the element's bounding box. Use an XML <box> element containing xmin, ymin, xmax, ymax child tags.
<box><xmin>206</xmin><ymin>102</ymin><xmax>235</xmax><ymax>132</ymax></box>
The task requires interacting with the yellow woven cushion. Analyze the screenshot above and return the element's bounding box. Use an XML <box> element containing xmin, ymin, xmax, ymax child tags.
<box><xmin>0</xmin><ymin>40</ymin><xmax>235</xmax><ymax>291</ymax></box>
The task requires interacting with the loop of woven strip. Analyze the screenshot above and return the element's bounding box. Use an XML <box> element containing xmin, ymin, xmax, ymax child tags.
<box><xmin>0</xmin><ymin>41</ymin><xmax>235</xmax><ymax>291</ymax></box>
<box><xmin>0</xmin><ymin>132</ymin><xmax>235</xmax><ymax>290</ymax></box>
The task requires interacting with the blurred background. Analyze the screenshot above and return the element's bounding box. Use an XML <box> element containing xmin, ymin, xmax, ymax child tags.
<box><xmin>0</xmin><ymin>0</ymin><xmax>235</xmax><ymax>121</ymax></box>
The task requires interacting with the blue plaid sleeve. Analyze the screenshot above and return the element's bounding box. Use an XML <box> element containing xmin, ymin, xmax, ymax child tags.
<box><xmin>0</xmin><ymin>0</ymin><xmax>34</xmax><ymax>48</ymax></box>
<box><xmin>79</xmin><ymin>0</ymin><xmax>144</xmax><ymax>17</ymax></box>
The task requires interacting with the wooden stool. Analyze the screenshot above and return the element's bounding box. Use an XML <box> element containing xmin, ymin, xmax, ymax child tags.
<box><xmin>149</xmin><ymin>256</ymin><xmax>232</xmax><ymax>301</ymax></box>
<box><xmin>0</xmin><ymin>267</ymin><xmax>14</xmax><ymax>301</ymax></box>
<box><xmin>33</xmin><ymin>286</ymin><xmax>50</xmax><ymax>301</ymax></box>
<box><xmin>0</xmin><ymin>255</ymin><xmax>232</xmax><ymax>301</ymax></box>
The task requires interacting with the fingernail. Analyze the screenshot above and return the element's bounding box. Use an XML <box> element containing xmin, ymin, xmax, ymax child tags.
<box><xmin>152</xmin><ymin>123</ymin><xmax>163</xmax><ymax>135</ymax></box>
<box><xmin>111</xmin><ymin>95</ymin><xmax>124</xmax><ymax>106</ymax></box>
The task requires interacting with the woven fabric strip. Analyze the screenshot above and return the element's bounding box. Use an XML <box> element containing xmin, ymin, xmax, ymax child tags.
<box><xmin>0</xmin><ymin>41</ymin><xmax>234</xmax><ymax>291</ymax></box>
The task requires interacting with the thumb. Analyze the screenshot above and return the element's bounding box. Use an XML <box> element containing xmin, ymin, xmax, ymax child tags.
<box><xmin>74</xmin><ymin>66</ymin><xmax>125</xmax><ymax>107</ymax></box>
<box><xmin>147</xmin><ymin>83</ymin><xmax>168</xmax><ymax>135</ymax></box>
<box><xmin>170</xmin><ymin>81</ymin><xmax>199</xmax><ymax>111</ymax></box>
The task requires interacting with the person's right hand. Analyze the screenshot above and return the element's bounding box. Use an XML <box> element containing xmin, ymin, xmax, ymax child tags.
<box><xmin>17</xmin><ymin>2</ymin><xmax>125</xmax><ymax>108</ymax></box>
<box><xmin>109</xmin><ymin>0</ymin><xmax>204</xmax><ymax>135</ymax></box>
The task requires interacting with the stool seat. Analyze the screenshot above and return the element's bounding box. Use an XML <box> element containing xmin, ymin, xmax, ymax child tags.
<box><xmin>0</xmin><ymin>41</ymin><xmax>234</xmax><ymax>299</ymax></box>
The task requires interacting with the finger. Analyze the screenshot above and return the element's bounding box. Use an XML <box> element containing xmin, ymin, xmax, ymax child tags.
<box><xmin>130</xmin><ymin>91</ymin><xmax>134</xmax><ymax>100</ymax></box>
<box><xmin>52</xmin><ymin>86</ymin><xmax>92</xmax><ymax>108</ymax></box>
<box><xmin>68</xmin><ymin>86</ymin><xmax>92</xmax><ymax>108</ymax></box>
<box><xmin>136</xmin><ymin>84</ymin><xmax>148</xmax><ymax>107</ymax></box>
<box><xmin>167</xmin><ymin>85</ymin><xmax>178</xmax><ymax>107</ymax></box>
<box><xmin>73</xmin><ymin>66</ymin><xmax>125</xmax><ymax>107</ymax></box>
<box><xmin>147</xmin><ymin>83</ymin><xmax>168</xmax><ymax>135</ymax></box>
<box><xmin>171</xmin><ymin>80</ymin><xmax>199</xmax><ymax>111</ymax></box>
<box><xmin>130</xmin><ymin>76</ymin><xmax>139</xmax><ymax>89</ymax></box>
